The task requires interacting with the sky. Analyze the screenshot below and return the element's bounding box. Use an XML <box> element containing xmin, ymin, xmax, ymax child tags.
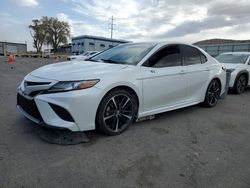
<box><xmin>1</xmin><ymin>0</ymin><xmax>250</xmax><ymax>50</ymax></box>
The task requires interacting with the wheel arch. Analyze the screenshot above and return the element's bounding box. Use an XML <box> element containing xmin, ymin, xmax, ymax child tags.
<box><xmin>212</xmin><ymin>77</ymin><xmax>222</xmax><ymax>90</ymax></box>
<box><xmin>203</xmin><ymin>77</ymin><xmax>222</xmax><ymax>107</ymax></box>
<box><xmin>202</xmin><ymin>77</ymin><xmax>222</xmax><ymax>102</ymax></box>
<box><xmin>235</xmin><ymin>70</ymin><xmax>249</xmax><ymax>86</ymax></box>
<box><xmin>104</xmin><ymin>85</ymin><xmax>140</xmax><ymax>108</ymax></box>
<box><xmin>95</xmin><ymin>85</ymin><xmax>140</xmax><ymax>124</ymax></box>
<box><xmin>207</xmin><ymin>77</ymin><xmax>222</xmax><ymax>91</ymax></box>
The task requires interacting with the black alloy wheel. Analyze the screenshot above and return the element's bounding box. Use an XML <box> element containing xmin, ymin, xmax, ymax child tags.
<box><xmin>203</xmin><ymin>79</ymin><xmax>221</xmax><ymax>107</ymax></box>
<box><xmin>96</xmin><ymin>89</ymin><xmax>137</xmax><ymax>135</ymax></box>
<box><xmin>235</xmin><ymin>75</ymin><xmax>247</xmax><ymax>94</ymax></box>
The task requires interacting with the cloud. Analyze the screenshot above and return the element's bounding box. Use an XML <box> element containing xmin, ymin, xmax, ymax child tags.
<box><xmin>0</xmin><ymin>13</ymin><xmax>32</xmax><ymax>49</ymax></box>
<box><xmin>0</xmin><ymin>13</ymin><xmax>11</xmax><ymax>17</ymax></box>
<box><xmin>2</xmin><ymin>0</ymin><xmax>250</xmax><ymax>51</ymax></box>
<box><xmin>56</xmin><ymin>13</ymin><xmax>108</xmax><ymax>38</ymax></box>
<box><xmin>11</xmin><ymin>0</ymin><xmax>39</xmax><ymax>7</ymax></box>
<box><xmin>65</xmin><ymin>0</ymin><xmax>250</xmax><ymax>43</ymax></box>
<box><xmin>159</xmin><ymin>16</ymin><xmax>233</xmax><ymax>38</ymax></box>
<box><xmin>69</xmin><ymin>0</ymin><xmax>211</xmax><ymax>41</ymax></box>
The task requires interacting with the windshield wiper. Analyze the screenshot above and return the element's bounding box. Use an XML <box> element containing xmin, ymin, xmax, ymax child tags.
<box><xmin>85</xmin><ymin>58</ymin><xmax>99</xmax><ymax>62</ymax></box>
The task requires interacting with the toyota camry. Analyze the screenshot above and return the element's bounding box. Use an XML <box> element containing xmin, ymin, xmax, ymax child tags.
<box><xmin>17</xmin><ymin>42</ymin><xmax>226</xmax><ymax>135</ymax></box>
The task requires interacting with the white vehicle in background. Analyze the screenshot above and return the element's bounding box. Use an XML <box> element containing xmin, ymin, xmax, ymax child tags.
<box><xmin>43</xmin><ymin>49</ymin><xmax>54</xmax><ymax>58</ymax></box>
<box><xmin>216</xmin><ymin>52</ymin><xmax>250</xmax><ymax>94</ymax></box>
<box><xmin>17</xmin><ymin>42</ymin><xmax>226</xmax><ymax>135</ymax></box>
<box><xmin>67</xmin><ymin>51</ymin><xmax>99</xmax><ymax>61</ymax></box>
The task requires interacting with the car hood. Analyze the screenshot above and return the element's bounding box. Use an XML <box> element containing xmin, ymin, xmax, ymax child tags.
<box><xmin>74</xmin><ymin>56</ymin><xmax>88</xmax><ymax>60</ymax></box>
<box><xmin>30</xmin><ymin>61</ymin><xmax>128</xmax><ymax>81</ymax></box>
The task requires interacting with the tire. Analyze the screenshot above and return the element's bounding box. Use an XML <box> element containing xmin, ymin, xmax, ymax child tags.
<box><xmin>234</xmin><ymin>74</ymin><xmax>247</xmax><ymax>94</ymax></box>
<box><xmin>96</xmin><ymin>89</ymin><xmax>138</xmax><ymax>136</ymax></box>
<box><xmin>203</xmin><ymin>79</ymin><xmax>221</xmax><ymax>107</ymax></box>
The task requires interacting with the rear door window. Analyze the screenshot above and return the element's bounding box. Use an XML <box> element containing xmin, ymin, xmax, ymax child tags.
<box><xmin>144</xmin><ymin>45</ymin><xmax>182</xmax><ymax>68</ymax></box>
<box><xmin>181</xmin><ymin>45</ymin><xmax>206</xmax><ymax>65</ymax></box>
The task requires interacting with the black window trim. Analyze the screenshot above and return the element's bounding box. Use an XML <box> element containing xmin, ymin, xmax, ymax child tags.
<box><xmin>199</xmin><ymin>50</ymin><xmax>208</xmax><ymax>64</ymax></box>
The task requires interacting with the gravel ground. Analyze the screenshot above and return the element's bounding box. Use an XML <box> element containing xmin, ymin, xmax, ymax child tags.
<box><xmin>0</xmin><ymin>57</ymin><xmax>250</xmax><ymax>188</ymax></box>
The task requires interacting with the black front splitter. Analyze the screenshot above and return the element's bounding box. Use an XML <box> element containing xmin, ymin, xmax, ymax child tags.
<box><xmin>37</xmin><ymin>126</ymin><xmax>90</xmax><ymax>145</ymax></box>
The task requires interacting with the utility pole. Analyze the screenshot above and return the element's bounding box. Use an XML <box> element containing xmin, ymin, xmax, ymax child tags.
<box><xmin>110</xmin><ymin>15</ymin><xmax>115</xmax><ymax>39</ymax></box>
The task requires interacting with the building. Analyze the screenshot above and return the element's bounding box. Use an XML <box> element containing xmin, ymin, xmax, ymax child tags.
<box><xmin>71</xmin><ymin>35</ymin><xmax>129</xmax><ymax>55</ymax></box>
<box><xmin>194</xmin><ymin>39</ymin><xmax>250</xmax><ymax>57</ymax></box>
<box><xmin>0</xmin><ymin>41</ymin><xmax>27</xmax><ymax>55</ymax></box>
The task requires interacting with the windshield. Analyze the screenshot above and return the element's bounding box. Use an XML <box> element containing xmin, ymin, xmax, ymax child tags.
<box><xmin>216</xmin><ymin>54</ymin><xmax>249</xmax><ymax>64</ymax></box>
<box><xmin>89</xmin><ymin>43</ymin><xmax>156</xmax><ymax>65</ymax></box>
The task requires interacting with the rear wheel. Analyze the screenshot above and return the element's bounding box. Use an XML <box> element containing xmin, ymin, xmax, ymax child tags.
<box><xmin>96</xmin><ymin>89</ymin><xmax>137</xmax><ymax>135</ymax></box>
<box><xmin>234</xmin><ymin>74</ymin><xmax>247</xmax><ymax>94</ymax></box>
<box><xmin>203</xmin><ymin>79</ymin><xmax>221</xmax><ymax>107</ymax></box>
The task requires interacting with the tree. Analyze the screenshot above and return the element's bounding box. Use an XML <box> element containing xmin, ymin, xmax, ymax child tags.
<box><xmin>29</xmin><ymin>16</ymin><xmax>70</xmax><ymax>53</ymax></box>
<box><xmin>29</xmin><ymin>19</ymin><xmax>47</xmax><ymax>53</ymax></box>
<box><xmin>46</xmin><ymin>17</ymin><xmax>70</xmax><ymax>53</ymax></box>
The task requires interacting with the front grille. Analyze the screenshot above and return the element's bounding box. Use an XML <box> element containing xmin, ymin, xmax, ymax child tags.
<box><xmin>29</xmin><ymin>90</ymin><xmax>43</xmax><ymax>97</ymax></box>
<box><xmin>23</xmin><ymin>81</ymin><xmax>52</xmax><ymax>97</ymax></box>
<box><xmin>25</xmin><ymin>81</ymin><xmax>51</xmax><ymax>86</ymax></box>
<box><xmin>17</xmin><ymin>93</ymin><xmax>43</xmax><ymax>121</ymax></box>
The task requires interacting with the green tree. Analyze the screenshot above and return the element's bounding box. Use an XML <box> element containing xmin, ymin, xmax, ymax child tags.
<box><xmin>29</xmin><ymin>16</ymin><xmax>70</xmax><ymax>53</ymax></box>
<box><xmin>29</xmin><ymin>19</ymin><xmax>47</xmax><ymax>53</ymax></box>
<box><xmin>46</xmin><ymin>17</ymin><xmax>70</xmax><ymax>53</ymax></box>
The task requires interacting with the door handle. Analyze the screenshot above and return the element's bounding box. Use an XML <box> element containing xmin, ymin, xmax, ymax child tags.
<box><xmin>150</xmin><ymin>70</ymin><xmax>156</xmax><ymax>73</ymax></box>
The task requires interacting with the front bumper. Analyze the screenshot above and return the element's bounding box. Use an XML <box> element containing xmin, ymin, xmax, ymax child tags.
<box><xmin>17</xmin><ymin>87</ymin><xmax>102</xmax><ymax>132</ymax></box>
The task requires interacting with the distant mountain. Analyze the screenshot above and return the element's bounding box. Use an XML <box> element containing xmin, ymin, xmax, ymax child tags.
<box><xmin>194</xmin><ymin>39</ymin><xmax>250</xmax><ymax>45</ymax></box>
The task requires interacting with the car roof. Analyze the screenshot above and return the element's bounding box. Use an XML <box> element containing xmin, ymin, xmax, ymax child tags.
<box><xmin>121</xmin><ymin>41</ymin><xmax>197</xmax><ymax>47</ymax></box>
<box><xmin>118</xmin><ymin>42</ymin><xmax>208</xmax><ymax>56</ymax></box>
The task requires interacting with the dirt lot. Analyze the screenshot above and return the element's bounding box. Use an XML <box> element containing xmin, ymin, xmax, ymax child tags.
<box><xmin>0</xmin><ymin>57</ymin><xmax>250</xmax><ymax>188</ymax></box>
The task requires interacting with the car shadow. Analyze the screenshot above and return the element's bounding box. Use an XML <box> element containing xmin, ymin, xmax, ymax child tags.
<box><xmin>20</xmin><ymin>87</ymin><xmax>250</xmax><ymax>146</ymax></box>
<box><xmin>227</xmin><ymin>87</ymin><xmax>250</xmax><ymax>95</ymax></box>
<box><xmin>19</xmin><ymin>103</ymin><xmax>211</xmax><ymax>146</ymax></box>
<box><xmin>245</xmin><ymin>87</ymin><xmax>250</xmax><ymax>93</ymax></box>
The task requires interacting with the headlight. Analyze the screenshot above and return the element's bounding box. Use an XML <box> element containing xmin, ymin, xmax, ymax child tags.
<box><xmin>48</xmin><ymin>80</ymin><xmax>99</xmax><ymax>92</ymax></box>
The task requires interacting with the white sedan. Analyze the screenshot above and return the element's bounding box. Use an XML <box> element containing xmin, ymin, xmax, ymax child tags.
<box><xmin>67</xmin><ymin>51</ymin><xmax>99</xmax><ymax>61</ymax></box>
<box><xmin>17</xmin><ymin>42</ymin><xmax>226</xmax><ymax>135</ymax></box>
<box><xmin>216</xmin><ymin>52</ymin><xmax>250</xmax><ymax>94</ymax></box>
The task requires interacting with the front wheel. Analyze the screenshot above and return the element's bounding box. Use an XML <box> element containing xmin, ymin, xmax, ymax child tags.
<box><xmin>234</xmin><ymin>74</ymin><xmax>247</xmax><ymax>94</ymax></box>
<box><xmin>96</xmin><ymin>89</ymin><xmax>138</xmax><ymax>136</ymax></box>
<box><xmin>203</xmin><ymin>79</ymin><xmax>221</xmax><ymax>107</ymax></box>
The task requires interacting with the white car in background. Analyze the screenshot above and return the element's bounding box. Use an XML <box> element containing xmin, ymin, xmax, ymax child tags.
<box><xmin>216</xmin><ymin>52</ymin><xmax>250</xmax><ymax>94</ymax></box>
<box><xmin>17</xmin><ymin>42</ymin><xmax>226</xmax><ymax>135</ymax></box>
<box><xmin>67</xmin><ymin>51</ymin><xmax>99</xmax><ymax>61</ymax></box>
